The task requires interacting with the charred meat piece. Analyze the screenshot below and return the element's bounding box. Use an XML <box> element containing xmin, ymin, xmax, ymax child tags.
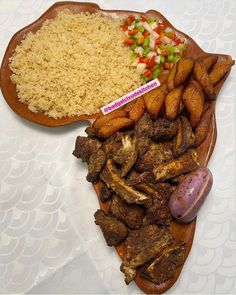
<box><xmin>120</xmin><ymin>225</ymin><xmax>172</xmax><ymax>284</ymax></box>
<box><xmin>135</xmin><ymin>135</ymin><xmax>151</xmax><ymax>156</ymax></box>
<box><xmin>73</xmin><ymin>136</ymin><xmax>101</xmax><ymax>162</ymax></box>
<box><xmin>153</xmin><ymin>149</ymin><xmax>200</xmax><ymax>181</ymax></box>
<box><xmin>100</xmin><ymin>159</ymin><xmax>149</xmax><ymax>205</ymax></box>
<box><xmin>103</xmin><ymin>132</ymin><xmax>123</xmax><ymax>158</ymax></box>
<box><xmin>85</xmin><ymin>125</ymin><xmax>97</xmax><ymax>138</ymax></box>
<box><xmin>173</xmin><ymin>116</ymin><xmax>195</xmax><ymax>157</ymax></box>
<box><xmin>135</xmin><ymin>141</ymin><xmax>173</xmax><ymax>172</ymax></box>
<box><xmin>134</xmin><ymin>112</ymin><xmax>154</xmax><ymax>138</ymax></box>
<box><xmin>112</xmin><ymin>134</ymin><xmax>137</xmax><ymax>177</ymax></box>
<box><xmin>152</xmin><ymin>118</ymin><xmax>178</xmax><ymax>142</ymax></box>
<box><xmin>99</xmin><ymin>185</ymin><xmax>113</xmax><ymax>202</ymax></box>
<box><xmin>94</xmin><ymin>209</ymin><xmax>127</xmax><ymax>246</ymax></box>
<box><xmin>109</xmin><ymin>194</ymin><xmax>144</xmax><ymax>229</ymax></box>
<box><xmin>126</xmin><ymin>170</ymin><xmax>155</xmax><ymax>186</ymax></box>
<box><xmin>86</xmin><ymin>149</ymin><xmax>106</xmax><ymax>183</ymax></box>
<box><xmin>141</xmin><ymin>242</ymin><xmax>186</xmax><ymax>285</ymax></box>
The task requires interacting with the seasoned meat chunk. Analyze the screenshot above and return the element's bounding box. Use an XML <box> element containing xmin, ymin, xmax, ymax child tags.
<box><xmin>152</xmin><ymin>118</ymin><xmax>178</xmax><ymax>142</ymax></box>
<box><xmin>99</xmin><ymin>185</ymin><xmax>112</xmax><ymax>202</ymax></box>
<box><xmin>112</xmin><ymin>134</ymin><xmax>137</xmax><ymax>177</ymax></box>
<box><xmin>134</xmin><ymin>112</ymin><xmax>154</xmax><ymax>138</ymax></box>
<box><xmin>94</xmin><ymin>209</ymin><xmax>127</xmax><ymax>246</ymax></box>
<box><xmin>85</xmin><ymin>125</ymin><xmax>97</xmax><ymax>137</ymax></box>
<box><xmin>120</xmin><ymin>225</ymin><xmax>172</xmax><ymax>284</ymax></box>
<box><xmin>135</xmin><ymin>135</ymin><xmax>151</xmax><ymax>156</ymax></box>
<box><xmin>86</xmin><ymin>149</ymin><xmax>106</xmax><ymax>183</ymax></box>
<box><xmin>143</xmin><ymin>198</ymin><xmax>172</xmax><ymax>225</ymax></box>
<box><xmin>73</xmin><ymin>136</ymin><xmax>101</xmax><ymax>162</ymax></box>
<box><xmin>109</xmin><ymin>194</ymin><xmax>144</xmax><ymax>229</ymax></box>
<box><xmin>153</xmin><ymin>149</ymin><xmax>200</xmax><ymax>181</ymax></box>
<box><xmin>141</xmin><ymin>242</ymin><xmax>186</xmax><ymax>285</ymax></box>
<box><xmin>126</xmin><ymin>170</ymin><xmax>155</xmax><ymax>186</ymax></box>
<box><xmin>135</xmin><ymin>142</ymin><xmax>173</xmax><ymax>172</ymax></box>
<box><xmin>100</xmin><ymin>159</ymin><xmax>149</xmax><ymax>205</ymax></box>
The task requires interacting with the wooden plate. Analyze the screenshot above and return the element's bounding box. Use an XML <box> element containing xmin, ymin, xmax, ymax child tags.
<box><xmin>0</xmin><ymin>1</ymin><xmax>233</xmax><ymax>294</ymax></box>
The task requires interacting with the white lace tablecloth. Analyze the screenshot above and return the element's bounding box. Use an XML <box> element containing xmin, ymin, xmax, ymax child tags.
<box><xmin>0</xmin><ymin>0</ymin><xmax>235</xmax><ymax>294</ymax></box>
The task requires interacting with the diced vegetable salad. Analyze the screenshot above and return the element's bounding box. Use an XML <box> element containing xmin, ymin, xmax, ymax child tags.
<box><xmin>120</xmin><ymin>15</ymin><xmax>187</xmax><ymax>82</ymax></box>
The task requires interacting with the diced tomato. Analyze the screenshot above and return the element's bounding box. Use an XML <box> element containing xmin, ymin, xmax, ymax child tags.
<box><xmin>129</xmin><ymin>15</ymin><xmax>136</xmax><ymax>22</ymax></box>
<box><xmin>161</xmin><ymin>49</ymin><xmax>170</xmax><ymax>56</ymax></box>
<box><xmin>143</xmin><ymin>31</ymin><xmax>150</xmax><ymax>38</ymax></box>
<box><xmin>164</xmin><ymin>62</ymin><xmax>172</xmax><ymax>69</ymax></box>
<box><xmin>158</xmin><ymin>23</ymin><xmax>167</xmax><ymax>30</ymax></box>
<box><xmin>141</xmin><ymin>15</ymin><xmax>147</xmax><ymax>22</ymax></box>
<box><xmin>139</xmin><ymin>57</ymin><xmax>149</xmax><ymax>64</ymax></box>
<box><xmin>143</xmin><ymin>69</ymin><xmax>152</xmax><ymax>77</ymax></box>
<box><xmin>169</xmin><ymin>32</ymin><xmax>176</xmax><ymax>40</ymax></box>
<box><xmin>147</xmin><ymin>56</ymin><xmax>156</xmax><ymax>69</ymax></box>
<box><xmin>128</xmin><ymin>29</ymin><xmax>138</xmax><ymax>36</ymax></box>
<box><xmin>155</xmin><ymin>38</ymin><xmax>162</xmax><ymax>45</ymax></box>
<box><xmin>155</xmin><ymin>45</ymin><xmax>159</xmax><ymax>52</ymax></box>
<box><xmin>154</xmin><ymin>29</ymin><xmax>161</xmax><ymax>35</ymax></box>
<box><xmin>175</xmin><ymin>38</ymin><xmax>181</xmax><ymax>45</ymax></box>
<box><xmin>120</xmin><ymin>24</ymin><xmax>128</xmax><ymax>31</ymax></box>
<box><xmin>123</xmin><ymin>38</ymin><xmax>134</xmax><ymax>46</ymax></box>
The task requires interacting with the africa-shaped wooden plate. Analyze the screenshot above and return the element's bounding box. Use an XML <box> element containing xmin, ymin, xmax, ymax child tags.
<box><xmin>0</xmin><ymin>1</ymin><xmax>233</xmax><ymax>294</ymax></box>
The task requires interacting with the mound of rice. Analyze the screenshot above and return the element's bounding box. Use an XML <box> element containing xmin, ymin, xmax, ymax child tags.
<box><xmin>10</xmin><ymin>10</ymin><xmax>142</xmax><ymax>118</ymax></box>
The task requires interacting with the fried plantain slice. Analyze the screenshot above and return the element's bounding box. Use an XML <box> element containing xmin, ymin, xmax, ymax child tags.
<box><xmin>199</xmin><ymin>55</ymin><xmax>218</xmax><ymax>72</ymax></box>
<box><xmin>128</xmin><ymin>96</ymin><xmax>146</xmax><ymax>123</ymax></box>
<box><xmin>182</xmin><ymin>79</ymin><xmax>204</xmax><ymax>127</ymax></box>
<box><xmin>96</xmin><ymin>117</ymin><xmax>133</xmax><ymax>138</ymax></box>
<box><xmin>174</xmin><ymin>57</ymin><xmax>195</xmax><ymax>86</ymax></box>
<box><xmin>144</xmin><ymin>83</ymin><xmax>168</xmax><ymax>120</ymax></box>
<box><xmin>167</xmin><ymin>63</ymin><xmax>177</xmax><ymax>91</ymax></box>
<box><xmin>153</xmin><ymin>149</ymin><xmax>200</xmax><ymax>181</ymax></box>
<box><xmin>165</xmin><ymin>85</ymin><xmax>184</xmax><ymax>120</ymax></box>
<box><xmin>93</xmin><ymin>110</ymin><xmax>127</xmax><ymax>129</ymax></box>
<box><xmin>194</xmin><ymin>105</ymin><xmax>213</xmax><ymax>147</ymax></box>
<box><xmin>193</xmin><ymin>60</ymin><xmax>215</xmax><ymax>99</ymax></box>
<box><xmin>209</xmin><ymin>55</ymin><xmax>233</xmax><ymax>85</ymax></box>
<box><xmin>173</xmin><ymin>116</ymin><xmax>195</xmax><ymax>157</ymax></box>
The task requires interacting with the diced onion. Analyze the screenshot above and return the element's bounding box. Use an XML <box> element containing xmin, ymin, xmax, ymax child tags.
<box><xmin>150</xmin><ymin>31</ymin><xmax>160</xmax><ymax>40</ymax></box>
<box><xmin>155</xmin><ymin>56</ymin><xmax>161</xmax><ymax>64</ymax></box>
<box><xmin>161</xmin><ymin>36</ymin><xmax>172</xmax><ymax>44</ymax></box>
<box><xmin>147</xmin><ymin>51</ymin><xmax>157</xmax><ymax>59</ymax></box>
<box><xmin>143</xmin><ymin>22</ymin><xmax>153</xmax><ymax>33</ymax></box>
<box><xmin>149</xmin><ymin>38</ymin><xmax>155</xmax><ymax>50</ymax></box>
<box><xmin>137</xmin><ymin>63</ymin><xmax>146</xmax><ymax>74</ymax></box>
<box><xmin>165</xmin><ymin>27</ymin><xmax>173</xmax><ymax>33</ymax></box>
<box><xmin>134</xmin><ymin>46</ymin><xmax>144</xmax><ymax>56</ymax></box>
<box><xmin>150</xmin><ymin>22</ymin><xmax>158</xmax><ymax>30</ymax></box>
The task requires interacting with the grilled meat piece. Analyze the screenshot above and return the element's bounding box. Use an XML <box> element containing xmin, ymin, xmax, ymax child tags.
<box><xmin>126</xmin><ymin>170</ymin><xmax>155</xmax><ymax>186</ymax></box>
<box><xmin>173</xmin><ymin>116</ymin><xmax>195</xmax><ymax>157</ymax></box>
<box><xmin>103</xmin><ymin>132</ymin><xmax>123</xmax><ymax>158</ymax></box>
<box><xmin>85</xmin><ymin>125</ymin><xmax>97</xmax><ymax>138</ymax></box>
<box><xmin>87</xmin><ymin>149</ymin><xmax>106</xmax><ymax>183</ymax></box>
<box><xmin>135</xmin><ymin>141</ymin><xmax>173</xmax><ymax>172</ymax></box>
<box><xmin>73</xmin><ymin>136</ymin><xmax>101</xmax><ymax>162</ymax></box>
<box><xmin>141</xmin><ymin>241</ymin><xmax>186</xmax><ymax>285</ymax></box>
<box><xmin>99</xmin><ymin>185</ymin><xmax>113</xmax><ymax>202</ymax></box>
<box><xmin>112</xmin><ymin>134</ymin><xmax>137</xmax><ymax>177</ymax></box>
<box><xmin>109</xmin><ymin>194</ymin><xmax>144</xmax><ymax>229</ymax></box>
<box><xmin>153</xmin><ymin>149</ymin><xmax>200</xmax><ymax>181</ymax></box>
<box><xmin>152</xmin><ymin>118</ymin><xmax>178</xmax><ymax>142</ymax></box>
<box><xmin>94</xmin><ymin>209</ymin><xmax>127</xmax><ymax>246</ymax></box>
<box><xmin>134</xmin><ymin>112</ymin><xmax>154</xmax><ymax>138</ymax></box>
<box><xmin>135</xmin><ymin>135</ymin><xmax>151</xmax><ymax>156</ymax></box>
<box><xmin>120</xmin><ymin>225</ymin><xmax>172</xmax><ymax>284</ymax></box>
<box><xmin>100</xmin><ymin>159</ymin><xmax>149</xmax><ymax>205</ymax></box>
<box><xmin>143</xmin><ymin>198</ymin><xmax>172</xmax><ymax>225</ymax></box>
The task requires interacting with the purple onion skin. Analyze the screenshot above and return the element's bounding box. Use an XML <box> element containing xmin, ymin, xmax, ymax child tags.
<box><xmin>169</xmin><ymin>167</ymin><xmax>213</xmax><ymax>223</ymax></box>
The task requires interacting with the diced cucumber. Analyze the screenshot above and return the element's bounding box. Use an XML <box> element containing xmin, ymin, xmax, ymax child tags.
<box><xmin>166</xmin><ymin>44</ymin><xmax>175</xmax><ymax>54</ymax></box>
<box><xmin>152</xmin><ymin>68</ymin><xmax>161</xmax><ymax>78</ymax></box>
<box><xmin>130</xmin><ymin>42</ymin><xmax>137</xmax><ymax>50</ymax></box>
<box><xmin>167</xmin><ymin>54</ymin><xmax>174</xmax><ymax>62</ymax></box>
<box><xmin>143</xmin><ymin>47</ymin><xmax>150</xmax><ymax>57</ymax></box>
<box><xmin>178</xmin><ymin>43</ymin><xmax>187</xmax><ymax>51</ymax></box>
<box><xmin>160</xmin><ymin>55</ymin><xmax>165</xmax><ymax>63</ymax></box>
<box><xmin>173</xmin><ymin>54</ymin><xmax>180</xmax><ymax>63</ymax></box>
<box><xmin>137</xmin><ymin>25</ymin><xmax>145</xmax><ymax>32</ymax></box>
<box><xmin>130</xmin><ymin>53</ymin><xmax>137</xmax><ymax>62</ymax></box>
<box><xmin>133</xmin><ymin>32</ymin><xmax>143</xmax><ymax>39</ymax></box>
<box><xmin>143</xmin><ymin>37</ymin><xmax>150</xmax><ymax>47</ymax></box>
<box><xmin>159</xmin><ymin>44</ymin><xmax>164</xmax><ymax>50</ymax></box>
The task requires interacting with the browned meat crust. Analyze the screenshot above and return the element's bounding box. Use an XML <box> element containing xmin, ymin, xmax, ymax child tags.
<box><xmin>94</xmin><ymin>209</ymin><xmax>127</xmax><ymax>246</ymax></box>
<box><xmin>87</xmin><ymin>149</ymin><xmax>106</xmax><ymax>183</ymax></box>
<box><xmin>73</xmin><ymin>136</ymin><xmax>102</xmax><ymax>162</ymax></box>
<box><xmin>152</xmin><ymin>118</ymin><xmax>178</xmax><ymax>142</ymax></box>
<box><xmin>109</xmin><ymin>194</ymin><xmax>144</xmax><ymax>229</ymax></box>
